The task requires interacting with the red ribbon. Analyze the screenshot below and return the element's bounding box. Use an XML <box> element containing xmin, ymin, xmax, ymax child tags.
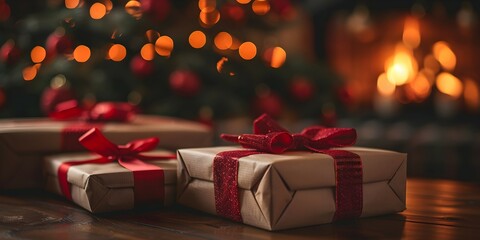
<box><xmin>216</xmin><ymin>114</ymin><xmax>363</xmax><ymax>222</ymax></box>
<box><xmin>57</xmin><ymin>128</ymin><xmax>176</xmax><ymax>206</ymax></box>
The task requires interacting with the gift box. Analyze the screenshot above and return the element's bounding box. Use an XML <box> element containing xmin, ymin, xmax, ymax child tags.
<box><xmin>0</xmin><ymin>115</ymin><xmax>212</xmax><ymax>189</ymax></box>
<box><xmin>177</xmin><ymin>146</ymin><xmax>406</xmax><ymax>230</ymax></box>
<box><xmin>44</xmin><ymin>128</ymin><xmax>177</xmax><ymax>213</ymax></box>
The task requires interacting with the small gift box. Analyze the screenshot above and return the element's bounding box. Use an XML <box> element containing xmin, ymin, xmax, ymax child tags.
<box><xmin>0</xmin><ymin>112</ymin><xmax>212</xmax><ymax>189</ymax></box>
<box><xmin>177</xmin><ymin>114</ymin><xmax>406</xmax><ymax>230</ymax></box>
<box><xmin>44</xmin><ymin>128</ymin><xmax>177</xmax><ymax>213</ymax></box>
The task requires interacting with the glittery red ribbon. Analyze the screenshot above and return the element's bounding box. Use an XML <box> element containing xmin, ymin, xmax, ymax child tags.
<box><xmin>216</xmin><ymin>114</ymin><xmax>363</xmax><ymax>222</ymax></box>
<box><xmin>57</xmin><ymin>128</ymin><xmax>176</xmax><ymax>206</ymax></box>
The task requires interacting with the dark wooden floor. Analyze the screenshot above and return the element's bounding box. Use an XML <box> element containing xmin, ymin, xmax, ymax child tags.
<box><xmin>1</xmin><ymin>178</ymin><xmax>479</xmax><ymax>239</ymax></box>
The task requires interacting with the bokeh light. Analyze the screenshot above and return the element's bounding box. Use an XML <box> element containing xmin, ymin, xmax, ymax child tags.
<box><xmin>155</xmin><ymin>36</ymin><xmax>174</xmax><ymax>57</ymax></box>
<box><xmin>433</xmin><ymin>41</ymin><xmax>456</xmax><ymax>71</ymax></box>
<box><xmin>189</xmin><ymin>31</ymin><xmax>207</xmax><ymax>49</ymax></box>
<box><xmin>464</xmin><ymin>78</ymin><xmax>479</xmax><ymax>110</ymax></box>
<box><xmin>384</xmin><ymin>45</ymin><xmax>417</xmax><ymax>86</ymax></box>
<box><xmin>199</xmin><ymin>7</ymin><xmax>220</xmax><ymax>27</ymax></box>
<box><xmin>377</xmin><ymin>73</ymin><xmax>395</xmax><ymax>96</ymax></box>
<box><xmin>264</xmin><ymin>47</ymin><xmax>287</xmax><ymax>68</ymax></box>
<box><xmin>198</xmin><ymin>0</ymin><xmax>216</xmax><ymax>10</ymax></box>
<box><xmin>125</xmin><ymin>0</ymin><xmax>142</xmax><ymax>20</ymax></box>
<box><xmin>214</xmin><ymin>32</ymin><xmax>233</xmax><ymax>50</ymax></box>
<box><xmin>409</xmin><ymin>72</ymin><xmax>431</xmax><ymax>100</ymax></box>
<box><xmin>236</xmin><ymin>0</ymin><xmax>251</xmax><ymax>4</ymax></box>
<box><xmin>146</xmin><ymin>29</ymin><xmax>160</xmax><ymax>42</ymax></box>
<box><xmin>0</xmin><ymin>1</ymin><xmax>10</xmax><ymax>22</ymax></box>
<box><xmin>402</xmin><ymin>17</ymin><xmax>420</xmax><ymax>49</ymax></box>
<box><xmin>30</xmin><ymin>46</ymin><xmax>46</xmax><ymax>63</ymax></box>
<box><xmin>141</xmin><ymin>43</ymin><xmax>155</xmax><ymax>60</ymax></box>
<box><xmin>239</xmin><ymin>42</ymin><xmax>257</xmax><ymax>60</ymax></box>
<box><xmin>73</xmin><ymin>45</ymin><xmax>91</xmax><ymax>62</ymax></box>
<box><xmin>90</xmin><ymin>3</ymin><xmax>106</xmax><ymax>20</ymax></box>
<box><xmin>104</xmin><ymin>0</ymin><xmax>113</xmax><ymax>13</ymax></box>
<box><xmin>436</xmin><ymin>72</ymin><xmax>462</xmax><ymax>98</ymax></box>
<box><xmin>65</xmin><ymin>0</ymin><xmax>80</xmax><ymax>9</ymax></box>
<box><xmin>216</xmin><ymin>57</ymin><xmax>228</xmax><ymax>73</ymax></box>
<box><xmin>252</xmin><ymin>0</ymin><xmax>270</xmax><ymax>15</ymax></box>
<box><xmin>108</xmin><ymin>44</ymin><xmax>127</xmax><ymax>62</ymax></box>
<box><xmin>22</xmin><ymin>65</ymin><xmax>39</xmax><ymax>81</ymax></box>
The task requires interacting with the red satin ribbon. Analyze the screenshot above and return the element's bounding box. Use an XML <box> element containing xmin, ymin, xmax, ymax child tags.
<box><xmin>216</xmin><ymin>114</ymin><xmax>363</xmax><ymax>222</ymax></box>
<box><xmin>57</xmin><ymin>128</ymin><xmax>176</xmax><ymax>206</ymax></box>
<box><xmin>50</xmin><ymin>100</ymin><xmax>135</xmax><ymax>122</ymax></box>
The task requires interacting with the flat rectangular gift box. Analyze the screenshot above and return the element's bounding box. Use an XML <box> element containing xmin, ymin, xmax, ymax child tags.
<box><xmin>177</xmin><ymin>146</ymin><xmax>407</xmax><ymax>231</ymax></box>
<box><xmin>0</xmin><ymin>115</ymin><xmax>212</xmax><ymax>189</ymax></box>
<box><xmin>44</xmin><ymin>150</ymin><xmax>177</xmax><ymax>213</ymax></box>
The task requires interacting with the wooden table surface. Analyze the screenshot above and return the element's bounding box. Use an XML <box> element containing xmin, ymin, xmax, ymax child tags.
<box><xmin>1</xmin><ymin>178</ymin><xmax>479</xmax><ymax>239</ymax></box>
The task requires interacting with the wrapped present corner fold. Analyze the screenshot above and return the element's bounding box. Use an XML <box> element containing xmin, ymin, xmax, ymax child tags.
<box><xmin>177</xmin><ymin>114</ymin><xmax>407</xmax><ymax>230</ymax></box>
<box><xmin>45</xmin><ymin>128</ymin><xmax>177</xmax><ymax>213</ymax></box>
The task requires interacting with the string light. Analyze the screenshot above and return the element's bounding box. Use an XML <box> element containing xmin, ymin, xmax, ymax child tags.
<box><xmin>236</xmin><ymin>0</ymin><xmax>251</xmax><ymax>4</ymax></box>
<box><xmin>252</xmin><ymin>0</ymin><xmax>270</xmax><ymax>15</ymax></box>
<box><xmin>433</xmin><ymin>41</ymin><xmax>456</xmax><ymax>71</ymax></box>
<box><xmin>125</xmin><ymin>0</ymin><xmax>142</xmax><ymax>19</ymax></box>
<box><xmin>239</xmin><ymin>42</ymin><xmax>257</xmax><ymax>60</ymax></box>
<box><xmin>108</xmin><ymin>44</ymin><xmax>127</xmax><ymax>62</ymax></box>
<box><xmin>155</xmin><ymin>36</ymin><xmax>174</xmax><ymax>57</ymax></box>
<box><xmin>22</xmin><ymin>64</ymin><xmax>40</xmax><ymax>81</ymax></box>
<box><xmin>189</xmin><ymin>31</ymin><xmax>207</xmax><ymax>49</ymax></box>
<box><xmin>264</xmin><ymin>47</ymin><xmax>286</xmax><ymax>68</ymax></box>
<box><xmin>30</xmin><ymin>46</ymin><xmax>46</xmax><ymax>63</ymax></box>
<box><xmin>436</xmin><ymin>72</ymin><xmax>463</xmax><ymax>98</ymax></box>
<box><xmin>377</xmin><ymin>73</ymin><xmax>395</xmax><ymax>96</ymax></box>
<box><xmin>214</xmin><ymin>32</ymin><xmax>232</xmax><ymax>50</ymax></box>
<box><xmin>199</xmin><ymin>7</ymin><xmax>220</xmax><ymax>27</ymax></box>
<box><xmin>73</xmin><ymin>45</ymin><xmax>91</xmax><ymax>62</ymax></box>
<box><xmin>141</xmin><ymin>43</ymin><xmax>155</xmax><ymax>60</ymax></box>
<box><xmin>198</xmin><ymin>0</ymin><xmax>216</xmax><ymax>10</ymax></box>
<box><xmin>65</xmin><ymin>0</ymin><xmax>80</xmax><ymax>9</ymax></box>
<box><xmin>90</xmin><ymin>2</ymin><xmax>106</xmax><ymax>19</ymax></box>
<box><xmin>146</xmin><ymin>30</ymin><xmax>160</xmax><ymax>42</ymax></box>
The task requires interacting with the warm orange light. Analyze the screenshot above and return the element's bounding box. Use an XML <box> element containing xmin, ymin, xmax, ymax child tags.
<box><xmin>199</xmin><ymin>7</ymin><xmax>220</xmax><ymax>27</ymax></box>
<box><xmin>155</xmin><ymin>36</ymin><xmax>174</xmax><ymax>57</ymax></box>
<box><xmin>146</xmin><ymin>29</ymin><xmax>160</xmax><ymax>43</ymax></box>
<box><xmin>236</xmin><ymin>0</ymin><xmax>251</xmax><ymax>4</ymax></box>
<box><xmin>423</xmin><ymin>54</ymin><xmax>440</xmax><ymax>73</ymax></box>
<box><xmin>464</xmin><ymin>78</ymin><xmax>479</xmax><ymax>110</ymax></box>
<box><xmin>377</xmin><ymin>73</ymin><xmax>395</xmax><ymax>96</ymax></box>
<box><xmin>65</xmin><ymin>0</ymin><xmax>80</xmax><ymax>9</ymax></box>
<box><xmin>141</xmin><ymin>43</ymin><xmax>155</xmax><ymax>60</ymax></box>
<box><xmin>217</xmin><ymin>57</ymin><xmax>228</xmax><ymax>73</ymax></box>
<box><xmin>90</xmin><ymin>3</ymin><xmax>106</xmax><ymax>20</ymax></box>
<box><xmin>436</xmin><ymin>72</ymin><xmax>463</xmax><ymax>98</ymax></box>
<box><xmin>108</xmin><ymin>44</ymin><xmax>127</xmax><ymax>62</ymax></box>
<box><xmin>189</xmin><ymin>31</ymin><xmax>206</xmax><ymax>49</ymax></box>
<box><xmin>198</xmin><ymin>0</ymin><xmax>216</xmax><ymax>10</ymax></box>
<box><xmin>239</xmin><ymin>42</ymin><xmax>257</xmax><ymax>60</ymax></box>
<box><xmin>125</xmin><ymin>0</ymin><xmax>142</xmax><ymax>19</ymax></box>
<box><xmin>252</xmin><ymin>0</ymin><xmax>270</xmax><ymax>15</ymax></box>
<box><xmin>22</xmin><ymin>65</ymin><xmax>37</xmax><ymax>81</ymax></box>
<box><xmin>214</xmin><ymin>32</ymin><xmax>233</xmax><ymax>50</ymax></box>
<box><xmin>30</xmin><ymin>46</ymin><xmax>46</xmax><ymax>63</ymax></box>
<box><xmin>265</xmin><ymin>47</ymin><xmax>287</xmax><ymax>68</ymax></box>
<box><xmin>433</xmin><ymin>41</ymin><xmax>456</xmax><ymax>71</ymax></box>
<box><xmin>104</xmin><ymin>0</ymin><xmax>113</xmax><ymax>13</ymax></box>
<box><xmin>385</xmin><ymin>45</ymin><xmax>417</xmax><ymax>86</ymax></box>
<box><xmin>402</xmin><ymin>17</ymin><xmax>420</xmax><ymax>49</ymax></box>
<box><xmin>409</xmin><ymin>72</ymin><xmax>431</xmax><ymax>100</ymax></box>
<box><xmin>229</xmin><ymin>38</ymin><xmax>241</xmax><ymax>50</ymax></box>
<box><xmin>73</xmin><ymin>45</ymin><xmax>91</xmax><ymax>63</ymax></box>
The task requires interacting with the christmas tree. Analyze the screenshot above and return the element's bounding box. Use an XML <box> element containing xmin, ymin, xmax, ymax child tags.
<box><xmin>0</xmin><ymin>0</ymin><xmax>342</xmax><ymax>124</ymax></box>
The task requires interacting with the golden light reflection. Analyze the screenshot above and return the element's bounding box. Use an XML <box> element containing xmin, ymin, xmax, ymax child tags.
<box><xmin>199</xmin><ymin>7</ymin><xmax>220</xmax><ymax>27</ymax></box>
<box><xmin>402</xmin><ymin>17</ymin><xmax>420</xmax><ymax>49</ymax></box>
<box><xmin>155</xmin><ymin>36</ymin><xmax>174</xmax><ymax>57</ymax></box>
<box><xmin>108</xmin><ymin>44</ymin><xmax>127</xmax><ymax>62</ymax></box>
<box><xmin>65</xmin><ymin>0</ymin><xmax>80</xmax><ymax>9</ymax></box>
<box><xmin>141</xmin><ymin>43</ymin><xmax>155</xmax><ymax>60</ymax></box>
<box><xmin>436</xmin><ymin>72</ymin><xmax>463</xmax><ymax>98</ymax></box>
<box><xmin>236</xmin><ymin>0</ymin><xmax>251</xmax><ymax>4</ymax></box>
<box><xmin>214</xmin><ymin>32</ymin><xmax>233</xmax><ymax>50</ymax></box>
<box><xmin>464</xmin><ymin>78</ymin><xmax>479</xmax><ymax>110</ymax></box>
<box><xmin>239</xmin><ymin>41</ymin><xmax>257</xmax><ymax>60</ymax></box>
<box><xmin>189</xmin><ymin>30</ymin><xmax>206</xmax><ymax>49</ymax></box>
<box><xmin>198</xmin><ymin>0</ymin><xmax>216</xmax><ymax>10</ymax></box>
<box><xmin>252</xmin><ymin>0</ymin><xmax>270</xmax><ymax>15</ymax></box>
<box><xmin>264</xmin><ymin>47</ymin><xmax>287</xmax><ymax>68</ymax></box>
<box><xmin>90</xmin><ymin>3</ymin><xmax>106</xmax><ymax>20</ymax></box>
<box><xmin>377</xmin><ymin>73</ymin><xmax>395</xmax><ymax>96</ymax></box>
<box><xmin>385</xmin><ymin>44</ymin><xmax>417</xmax><ymax>86</ymax></box>
<box><xmin>30</xmin><ymin>46</ymin><xmax>46</xmax><ymax>63</ymax></box>
<box><xmin>125</xmin><ymin>0</ymin><xmax>142</xmax><ymax>20</ymax></box>
<box><xmin>433</xmin><ymin>41</ymin><xmax>456</xmax><ymax>71</ymax></box>
<box><xmin>73</xmin><ymin>45</ymin><xmax>91</xmax><ymax>63</ymax></box>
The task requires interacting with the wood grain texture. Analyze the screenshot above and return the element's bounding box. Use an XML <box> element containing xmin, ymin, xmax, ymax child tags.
<box><xmin>1</xmin><ymin>179</ymin><xmax>479</xmax><ymax>239</ymax></box>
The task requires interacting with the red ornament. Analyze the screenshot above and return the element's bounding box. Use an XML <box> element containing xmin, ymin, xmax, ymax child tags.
<box><xmin>221</xmin><ymin>3</ymin><xmax>245</xmax><ymax>23</ymax></box>
<box><xmin>289</xmin><ymin>77</ymin><xmax>314</xmax><ymax>102</ymax></box>
<box><xmin>253</xmin><ymin>92</ymin><xmax>283</xmax><ymax>117</ymax></box>
<box><xmin>140</xmin><ymin>0</ymin><xmax>171</xmax><ymax>22</ymax></box>
<box><xmin>46</xmin><ymin>32</ymin><xmax>73</xmax><ymax>58</ymax></box>
<box><xmin>130</xmin><ymin>55</ymin><xmax>154</xmax><ymax>78</ymax></box>
<box><xmin>0</xmin><ymin>40</ymin><xmax>21</xmax><ymax>65</ymax></box>
<box><xmin>169</xmin><ymin>70</ymin><xmax>201</xmax><ymax>97</ymax></box>
<box><xmin>40</xmin><ymin>86</ymin><xmax>76</xmax><ymax>115</ymax></box>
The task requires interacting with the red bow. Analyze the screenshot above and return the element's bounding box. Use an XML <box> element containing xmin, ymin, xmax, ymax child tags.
<box><xmin>221</xmin><ymin>114</ymin><xmax>357</xmax><ymax>153</ymax></box>
<box><xmin>50</xmin><ymin>100</ymin><xmax>135</xmax><ymax>122</ymax></box>
<box><xmin>58</xmin><ymin>128</ymin><xmax>176</xmax><ymax>205</ymax></box>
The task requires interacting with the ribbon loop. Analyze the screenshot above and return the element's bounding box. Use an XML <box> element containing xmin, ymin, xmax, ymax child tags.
<box><xmin>49</xmin><ymin>100</ymin><xmax>135</xmax><ymax>122</ymax></box>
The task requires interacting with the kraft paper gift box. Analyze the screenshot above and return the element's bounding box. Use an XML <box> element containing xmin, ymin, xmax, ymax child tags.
<box><xmin>0</xmin><ymin>115</ymin><xmax>212</xmax><ymax>189</ymax></box>
<box><xmin>44</xmin><ymin>150</ymin><xmax>177</xmax><ymax>213</ymax></box>
<box><xmin>177</xmin><ymin>146</ymin><xmax>407</xmax><ymax>231</ymax></box>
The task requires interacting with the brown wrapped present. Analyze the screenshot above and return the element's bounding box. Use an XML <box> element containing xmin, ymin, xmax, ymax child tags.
<box><xmin>0</xmin><ymin>115</ymin><xmax>212</xmax><ymax>189</ymax></box>
<box><xmin>177</xmin><ymin>146</ymin><xmax>406</xmax><ymax>231</ymax></box>
<box><xmin>44</xmin><ymin>128</ymin><xmax>177</xmax><ymax>213</ymax></box>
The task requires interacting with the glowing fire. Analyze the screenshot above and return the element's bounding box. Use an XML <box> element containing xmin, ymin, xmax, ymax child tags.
<box><xmin>433</xmin><ymin>41</ymin><xmax>456</xmax><ymax>71</ymax></box>
<box><xmin>384</xmin><ymin>44</ymin><xmax>417</xmax><ymax>86</ymax></box>
<box><xmin>436</xmin><ymin>72</ymin><xmax>463</xmax><ymax>98</ymax></box>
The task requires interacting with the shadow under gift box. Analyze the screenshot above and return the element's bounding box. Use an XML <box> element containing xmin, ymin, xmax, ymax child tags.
<box><xmin>44</xmin><ymin>150</ymin><xmax>177</xmax><ymax>213</ymax></box>
<box><xmin>0</xmin><ymin>115</ymin><xmax>212</xmax><ymax>189</ymax></box>
<box><xmin>177</xmin><ymin>146</ymin><xmax>407</xmax><ymax>231</ymax></box>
